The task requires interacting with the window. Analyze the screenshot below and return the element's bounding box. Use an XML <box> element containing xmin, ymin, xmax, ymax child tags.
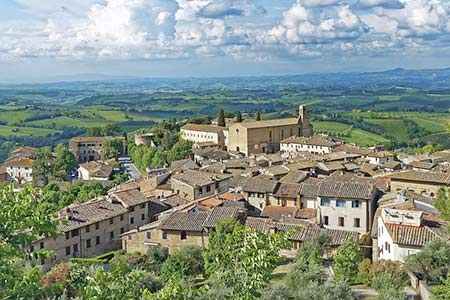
<box><xmin>71</xmin><ymin>229</ymin><xmax>79</xmax><ymax>238</ymax></box>
<box><xmin>120</xmin><ymin>227</ymin><xmax>125</xmax><ymax>234</ymax></box>
<box><xmin>130</xmin><ymin>206</ymin><xmax>135</xmax><ymax>212</ymax></box>
<box><xmin>385</xmin><ymin>242</ymin><xmax>390</xmax><ymax>253</ymax></box>
<box><xmin>65</xmin><ymin>246</ymin><xmax>71</xmax><ymax>256</ymax></box>
<box><xmin>181</xmin><ymin>231</ymin><xmax>187</xmax><ymax>240</ymax></box>
<box><xmin>86</xmin><ymin>239</ymin><xmax>91</xmax><ymax>248</ymax></box>
<box><xmin>130</xmin><ymin>217</ymin><xmax>134</xmax><ymax>224</ymax></box>
<box><xmin>336</xmin><ymin>200</ymin><xmax>346</xmax><ymax>208</ymax></box>
<box><xmin>141</xmin><ymin>213</ymin><xmax>145</xmax><ymax>221</ymax></box>
<box><xmin>65</xmin><ymin>232</ymin><xmax>70</xmax><ymax>240</ymax></box>
<box><xmin>140</xmin><ymin>203</ymin><xmax>146</xmax><ymax>209</ymax></box>
<box><xmin>324</xmin><ymin>216</ymin><xmax>329</xmax><ymax>225</ymax></box>
<box><xmin>40</xmin><ymin>241</ymin><xmax>44</xmax><ymax>249</ymax></box>
<box><xmin>354</xmin><ymin>218</ymin><xmax>360</xmax><ymax>228</ymax></box>
<box><xmin>320</xmin><ymin>198</ymin><xmax>331</xmax><ymax>206</ymax></box>
<box><xmin>162</xmin><ymin>232</ymin><xmax>168</xmax><ymax>240</ymax></box>
<box><xmin>110</xmin><ymin>218</ymin><xmax>114</xmax><ymax>225</ymax></box>
<box><xmin>352</xmin><ymin>200</ymin><xmax>361</xmax><ymax>208</ymax></box>
<box><xmin>338</xmin><ymin>217</ymin><xmax>345</xmax><ymax>227</ymax></box>
<box><xmin>85</xmin><ymin>225</ymin><xmax>90</xmax><ymax>233</ymax></box>
<box><xmin>96</xmin><ymin>236</ymin><xmax>100</xmax><ymax>245</ymax></box>
<box><xmin>73</xmin><ymin>244</ymin><xmax>78</xmax><ymax>253</ymax></box>
<box><xmin>206</xmin><ymin>185</ymin><xmax>211</xmax><ymax>192</ymax></box>
<box><xmin>30</xmin><ymin>245</ymin><xmax>34</xmax><ymax>252</ymax></box>
<box><xmin>120</xmin><ymin>215</ymin><xmax>124</xmax><ymax>221</ymax></box>
<box><xmin>110</xmin><ymin>231</ymin><xmax>114</xmax><ymax>240</ymax></box>
<box><xmin>259</xmin><ymin>202</ymin><xmax>263</xmax><ymax>209</ymax></box>
<box><xmin>199</xmin><ymin>187</ymin><xmax>203</xmax><ymax>195</ymax></box>
<box><xmin>95</xmin><ymin>222</ymin><xmax>99</xmax><ymax>230</ymax></box>
<box><xmin>146</xmin><ymin>231</ymin><xmax>152</xmax><ymax>239</ymax></box>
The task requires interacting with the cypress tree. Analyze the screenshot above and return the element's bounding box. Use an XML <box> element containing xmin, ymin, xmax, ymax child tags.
<box><xmin>217</xmin><ymin>109</ymin><xmax>226</xmax><ymax>127</ymax></box>
<box><xmin>256</xmin><ymin>111</ymin><xmax>261</xmax><ymax>121</ymax></box>
<box><xmin>236</xmin><ymin>111</ymin><xmax>243</xmax><ymax>122</ymax></box>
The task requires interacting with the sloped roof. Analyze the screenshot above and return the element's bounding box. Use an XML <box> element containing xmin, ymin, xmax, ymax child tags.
<box><xmin>241</xmin><ymin>176</ymin><xmax>278</xmax><ymax>193</ymax></box>
<box><xmin>58</xmin><ymin>197</ymin><xmax>127</xmax><ymax>232</ymax></box>
<box><xmin>244</xmin><ymin>216</ymin><xmax>273</xmax><ymax>234</ymax></box>
<box><xmin>160</xmin><ymin>211</ymin><xmax>208</xmax><ymax>232</ymax></box>
<box><xmin>385</xmin><ymin>223</ymin><xmax>439</xmax><ymax>246</ymax></box>
<box><xmin>172</xmin><ymin>169</ymin><xmax>231</xmax><ymax>187</ymax></box>
<box><xmin>318</xmin><ymin>180</ymin><xmax>372</xmax><ymax>199</ymax></box>
<box><xmin>231</xmin><ymin>118</ymin><xmax>298</xmax><ymax>129</ymax></box>
<box><xmin>111</xmin><ymin>189</ymin><xmax>148</xmax><ymax>207</ymax></box>
<box><xmin>3</xmin><ymin>157</ymin><xmax>35</xmax><ymax>168</ymax></box>
<box><xmin>273</xmin><ymin>182</ymin><xmax>302</xmax><ymax>198</ymax></box>
<box><xmin>285</xmin><ymin>225</ymin><xmax>359</xmax><ymax>245</ymax></box>
<box><xmin>280</xmin><ymin>170</ymin><xmax>309</xmax><ymax>184</ymax></box>
<box><xmin>261</xmin><ymin>206</ymin><xmax>299</xmax><ymax>222</ymax></box>
<box><xmin>203</xmin><ymin>207</ymin><xmax>241</xmax><ymax>228</ymax></box>
<box><xmin>181</xmin><ymin>124</ymin><xmax>225</xmax><ymax>133</ymax></box>
<box><xmin>390</xmin><ymin>170</ymin><xmax>450</xmax><ymax>184</ymax></box>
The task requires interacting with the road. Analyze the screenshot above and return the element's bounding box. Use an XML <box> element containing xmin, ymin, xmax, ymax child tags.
<box><xmin>118</xmin><ymin>156</ymin><xmax>141</xmax><ymax>179</ymax></box>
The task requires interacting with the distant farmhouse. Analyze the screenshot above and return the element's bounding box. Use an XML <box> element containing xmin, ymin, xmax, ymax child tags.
<box><xmin>69</xmin><ymin>136</ymin><xmax>126</xmax><ymax>163</ymax></box>
<box><xmin>181</xmin><ymin>104</ymin><xmax>313</xmax><ymax>156</ymax></box>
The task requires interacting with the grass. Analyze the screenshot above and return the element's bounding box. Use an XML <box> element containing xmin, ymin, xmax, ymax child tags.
<box><xmin>89</xmin><ymin>110</ymin><xmax>130</xmax><ymax>122</ymax></box>
<box><xmin>378</xmin><ymin>95</ymin><xmax>401</xmax><ymax>101</ymax></box>
<box><xmin>364</xmin><ymin>119</ymin><xmax>409</xmax><ymax>142</ymax></box>
<box><xmin>0</xmin><ymin>110</ymin><xmax>31</xmax><ymax>125</ymax></box>
<box><xmin>0</xmin><ymin>125</ymin><xmax>59</xmax><ymax>137</ymax></box>
<box><xmin>312</xmin><ymin>121</ymin><xmax>352</xmax><ymax>133</ymax></box>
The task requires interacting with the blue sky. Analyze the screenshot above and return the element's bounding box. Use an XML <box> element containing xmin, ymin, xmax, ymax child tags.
<box><xmin>1</xmin><ymin>0</ymin><xmax>450</xmax><ymax>82</ymax></box>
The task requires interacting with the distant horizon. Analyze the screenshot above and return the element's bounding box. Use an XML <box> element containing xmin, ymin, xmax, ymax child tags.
<box><xmin>3</xmin><ymin>65</ymin><xmax>450</xmax><ymax>85</ymax></box>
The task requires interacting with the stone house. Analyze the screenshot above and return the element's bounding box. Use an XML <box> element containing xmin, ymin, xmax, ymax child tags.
<box><xmin>241</xmin><ymin>176</ymin><xmax>278</xmax><ymax>215</ymax></box>
<box><xmin>3</xmin><ymin>157</ymin><xmax>35</xmax><ymax>184</ymax></box>
<box><xmin>389</xmin><ymin>170</ymin><xmax>450</xmax><ymax>198</ymax></box>
<box><xmin>171</xmin><ymin>169</ymin><xmax>232</xmax><ymax>201</ymax></box>
<box><xmin>78</xmin><ymin>161</ymin><xmax>113</xmax><ymax>181</ymax></box>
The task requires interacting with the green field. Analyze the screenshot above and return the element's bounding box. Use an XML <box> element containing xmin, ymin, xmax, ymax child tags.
<box><xmin>364</xmin><ymin>119</ymin><xmax>410</xmax><ymax>142</ymax></box>
<box><xmin>0</xmin><ymin>125</ymin><xmax>59</xmax><ymax>137</ymax></box>
<box><xmin>312</xmin><ymin>121</ymin><xmax>388</xmax><ymax>146</ymax></box>
<box><xmin>0</xmin><ymin>110</ymin><xmax>31</xmax><ymax>125</ymax></box>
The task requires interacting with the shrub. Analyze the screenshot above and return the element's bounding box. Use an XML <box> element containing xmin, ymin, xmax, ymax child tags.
<box><xmin>333</xmin><ymin>239</ymin><xmax>364</xmax><ymax>284</ymax></box>
<box><xmin>160</xmin><ymin>246</ymin><xmax>204</xmax><ymax>282</ymax></box>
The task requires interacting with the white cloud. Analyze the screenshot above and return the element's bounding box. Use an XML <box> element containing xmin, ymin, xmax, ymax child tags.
<box><xmin>302</xmin><ymin>0</ymin><xmax>341</xmax><ymax>8</ymax></box>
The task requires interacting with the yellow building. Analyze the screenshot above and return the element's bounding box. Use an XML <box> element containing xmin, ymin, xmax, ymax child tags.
<box><xmin>227</xmin><ymin>105</ymin><xmax>313</xmax><ymax>155</ymax></box>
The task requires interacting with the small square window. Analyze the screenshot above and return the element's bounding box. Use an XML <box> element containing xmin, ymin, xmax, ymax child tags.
<box><xmin>181</xmin><ymin>231</ymin><xmax>187</xmax><ymax>240</ymax></box>
<box><xmin>336</xmin><ymin>200</ymin><xmax>346</xmax><ymax>208</ymax></box>
<box><xmin>95</xmin><ymin>223</ymin><xmax>99</xmax><ymax>230</ymax></box>
<box><xmin>40</xmin><ymin>241</ymin><xmax>44</xmax><ymax>249</ymax></box>
<box><xmin>162</xmin><ymin>232</ymin><xmax>167</xmax><ymax>240</ymax></box>
<box><xmin>73</xmin><ymin>244</ymin><xmax>78</xmax><ymax>253</ymax></box>
<box><xmin>65</xmin><ymin>246</ymin><xmax>70</xmax><ymax>256</ymax></box>
<box><xmin>338</xmin><ymin>217</ymin><xmax>345</xmax><ymax>227</ymax></box>
<box><xmin>85</xmin><ymin>225</ymin><xmax>90</xmax><ymax>233</ymax></box>
<box><xmin>96</xmin><ymin>236</ymin><xmax>100</xmax><ymax>245</ymax></box>
<box><xmin>110</xmin><ymin>218</ymin><xmax>114</xmax><ymax>225</ymax></box>
<box><xmin>86</xmin><ymin>239</ymin><xmax>91</xmax><ymax>248</ymax></box>
<box><xmin>65</xmin><ymin>232</ymin><xmax>70</xmax><ymax>240</ymax></box>
<box><xmin>354</xmin><ymin>218</ymin><xmax>361</xmax><ymax>228</ymax></box>
<box><xmin>141</xmin><ymin>213</ymin><xmax>145</xmax><ymax>220</ymax></box>
<box><xmin>146</xmin><ymin>231</ymin><xmax>151</xmax><ymax>239</ymax></box>
<box><xmin>130</xmin><ymin>217</ymin><xmax>134</xmax><ymax>224</ymax></box>
<box><xmin>110</xmin><ymin>231</ymin><xmax>114</xmax><ymax>240</ymax></box>
<box><xmin>120</xmin><ymin>227</ymin><xmax>124</xmax><ymax>234</ymax></box>
<box><xmin>324</xmin><ymin>216</ymin><xmax>329</xmax><ymax>225</ymax></box>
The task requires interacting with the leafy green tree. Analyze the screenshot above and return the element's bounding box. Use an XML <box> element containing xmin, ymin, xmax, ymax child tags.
<box><xmin>371</xmin><ymin>273</ymin><xmax>407</xmax><ymax>300</ymax></box>
<box><xmin>160</xmin><ymin>245</ymin><xmax>204</xmax><ymax>282</ymax></box>
<box><xmin>431</xmin><ymin>273</ymin><xmax>450</xmax><ymax>300</ymax></box>
<box><xmin>102</xmin><ymin>123</ymin><xmax>122</xmax><ymax>136</ymax></box>
<box><xmin>33</xmin><ymin>146</ymin><xmax>54</xmax><ymax>185</ymax></box>
<box><xmin>150</xmin><ymin>150</ymin><xmax>166</xmax><ymax>168</ymax></box>
<box><xmin>87</xmin><ymin>127</ymin><xmax>102</xmax><ymax>137</ymax></box>
<box><xmin>404</xmin><ymin>239</ymin><xmax>450</xmax><ymax>283</ymax></box>
<box><xmin>203</xmin><ymin>219</ymin><xmax>289</xmax><ymax>300</ymax></box>
<box><xmin>256</xmin><ymin>111</ymin><xmax>261</xmax><ymax>121</ymax></box>
<box><xmin>236</xmin><ymin>111</ymin><xmax>243</xmax><ymax>122</ymax></box>
<box><xmin>71</xmin><ymin>257</ymin><xmax>145</xmax><ymax>300</ymax></box>
<box><xmin>333</xmin><ymin>239</ymin><xmax>363</xmax><ymax>284</ymax></box>
<box><xmin>52</xmin><ymin>144</ymin><xmax>77</xmax><ymax>181</ymax></box>
<box><xmin>217</xmin><ymin>109</ymin><xmax>226</xmax><ymax>127</ymax></box>
<box><xmin>435</xmin><ymin>188</ymin><xmax>450</xmax><ymax>225</ymax></box>
<box><xmin>0</xmin><ymin>185</ymin><xmax>58</xmax><ymax>300</ymax></box>
<box><xmin>141</xmin><ymin>278</ymin><xmax>205</xmax><ymax>300</ymax></box>
<box><xmin>101</xmin><ymin>138</ymin><xmax>124</xmax><ymax>160</ymax></box>
<box><xmin>167</xmin><ymin>139</ymin><xmax>193</xmax><ymax>164</ymax></box>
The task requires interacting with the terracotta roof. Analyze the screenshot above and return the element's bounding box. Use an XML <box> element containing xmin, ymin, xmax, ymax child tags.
<box><xmin>241</xmin><ymin>176</ymin><xmax>278</xmax><ymax>193</ymax></box>
<box><xmin>79</xmin><ymin>161</ymin><xmax>112</xmax><ymax>178</ymax></box>
<box><xmin>281</xmin><ymin>135</ymin><xmax>341</xmax><ymax>147</ymax></box>
<box><xmin>244</xmin><ymin>216</ymin><xmax>273</xmax><ymax>233</ymax></box>
<box><xmin>161</xmin><ymin>194</ymin><xmax>189</xmax><ymax>208</ymax></box>
<box><xmin>111</xmin><ymin>189</ymin><xmax>148</xmax><ymax>207</ymax></box>
<box><xmin>280</xmin><ymin>170</ymin><xmax>309</xmax><ymax>184</ymax></box>
<box><xmin>318</xmin><ymin>180</ymin><xmax>372</xmax><ymax>199</ymax></box>
<box><xmin>3</xmin><ymin>157</ymin><xmax>35</xmax><ymax>168</ymax></box>
<box><xmin>58</xmin><ymin>197</ymin><xmax>127</xmax><ymax>232</ymax></box>
<box><xmin>284</xmin><ymin>225</ymin><xmax>359</xmax><ymax>245</ymax></box>
<box><xmin>296</xmin><ymin>208</ymin><xmax>317</xmax><ymax>219</ymax></box>
<box><xmin>265</xmin><ymin>165</ymin><xmax>290</xmax><ymax>177</ymax></box>
<box><xmin>181</xmin><ymin>124</ymin><xmax>225</xmax><ymax>133</ymax></box>
<box><xmin>230</xmin><ymin>118</ymin><xmax>299</xmax><ymax>129</ymax></box>
<box><xmin>389</xmin><ymin>170</ymin><xmax>450</xmax><ymax>185</ymax></box>
<box><xmin>273</xmin><ymin>182</ymin><xmax>302</xmax><ymax>198</ymax></box>
<box><xmin>261</xmin><ymin>206</ymin><xmax>299</xmax><ymax>222</ymax></box>
<box><xmin>170</xmin><ymin>159</ymin><xmax>198</xmax><ymax>171</ymax></box>
<box><xmin>70</xmin><ymin>136</ymin><xmax>119</xmax><ymax>143</ymax></box>
<box><xmin>172</xmin><ymin>169</ymin><xmax>231</xmax><ymax>187</ymax></box>
<box><xmin>203</xmin><ymin>207</ymin><xmax>241</xmax><ymax>228</ymax></box>
<box><xmin>409</xmin><ymin>160</ymin><xmax>437</xmax><ymax>170</ymax></box>
<box><xmin>385</xmin><ymin>223</ymin><xmax>439</xmax><ymax>246</ymax></box>
<box><xmin>299</xmin><ymin>177</ymin><xmax>322</xmax><ymax>198</ymax></box>
<box><xmin>160</xmin><ymin>211</ymin><xmax>208</xmax><ymax>232</ymax></box>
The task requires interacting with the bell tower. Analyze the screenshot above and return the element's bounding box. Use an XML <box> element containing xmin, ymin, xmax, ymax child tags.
<box><xmin>298</xmin><ymin>104</ymin><xmax>313</xmax><ymax>137</ymax></box>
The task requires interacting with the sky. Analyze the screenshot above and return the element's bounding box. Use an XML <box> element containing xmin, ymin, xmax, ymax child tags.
<box><xmin>1</xmin><ymin>0</ymin><xmax>450</xmax><ymax>82</ymax></box>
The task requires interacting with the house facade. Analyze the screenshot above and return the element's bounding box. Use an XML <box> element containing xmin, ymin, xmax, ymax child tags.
<box><xmin>69</xmin><ymin>136</ymin><xmax>125</xmax><ymax>163</ymax></box>
<box><xmin>280</xmin><ymin>135</ymin><xmax>341</xmax><ymax>155</ymax></box>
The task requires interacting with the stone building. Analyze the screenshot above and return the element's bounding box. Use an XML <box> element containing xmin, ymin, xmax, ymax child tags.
<box><xmin>227</xmin><ymin>105</ymin><xmax>313</xmax><ymax>155</ymax></box>
<box><xmin>29</xmin><ymin>187</ymin><xmax>167</xmax><ymax>271</ymax></box>
<box><xmin>3</xmin><ymin>157</ymin><xmax>35</xmax><ymax>185</ymax></box>
<box><xmin>171</xmin><ymin>169</ymin><xmax>232</xmax><ymax>201</ymax></box>
<box><xmin>69</xmin><ymin>136</ymin><xmax>126</xmax><ymax>163</ymax></box>
<box><xmin>389</xmin><ymin>170</ymin><xmax>450</xmax><ymax>198</ymax></box>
